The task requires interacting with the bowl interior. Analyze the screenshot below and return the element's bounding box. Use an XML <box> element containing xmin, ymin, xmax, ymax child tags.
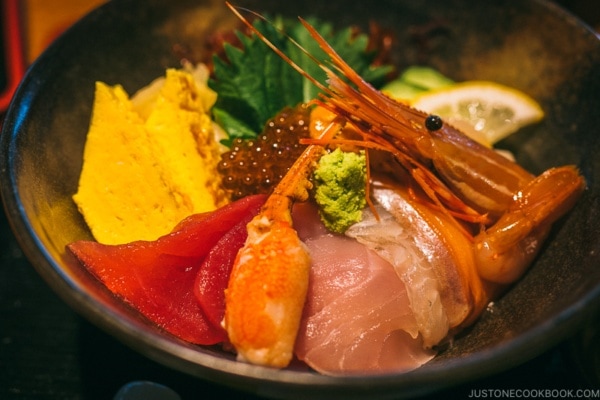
<box><xmin>2</xmin><ymin>0</ymin><xmax>600</xmax><ymax>398</ymax></box>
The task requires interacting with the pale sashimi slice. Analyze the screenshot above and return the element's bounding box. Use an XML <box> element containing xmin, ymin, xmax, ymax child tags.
<box><xmin>346</xmin><ymin>205</ymin><xmax>450</xmax><ymax>348</ymax></box>
<box><xmin>296</xmin><ymin>233</ymin><xmax>435</xmax><ymax>374</ymax></box>
<box><xmin>371</xmin><ymin>181</ymin><xmax>484</xmax><ymax>331</ymax></box>
<box><xmin>292</xmin><ymin>204</ymin><xmax>435</xmax><ymax>375</ymax></box>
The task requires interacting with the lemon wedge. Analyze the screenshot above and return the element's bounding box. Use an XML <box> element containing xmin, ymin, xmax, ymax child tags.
<box><xmin>410</xmin><ymin>81</ymin><xmax>544</xmax><ymax>146</ymax></box>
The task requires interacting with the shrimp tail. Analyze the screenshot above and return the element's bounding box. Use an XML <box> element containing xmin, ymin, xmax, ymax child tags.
<box><xmin>474</xmin><ymin>165</ymin><xmax>586</xmax><ymax>283</ymax></box>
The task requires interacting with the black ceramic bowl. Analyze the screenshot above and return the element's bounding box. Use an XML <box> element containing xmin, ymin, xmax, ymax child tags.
<box><xmin>2</xmin><ymin>0</ymin><xmax>600</xmax><ymax>398</ymax></box>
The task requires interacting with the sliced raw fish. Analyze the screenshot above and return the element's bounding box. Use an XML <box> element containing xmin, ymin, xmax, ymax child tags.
<box><xmin>293</xmin><ymin>203</ymin><xmax>436</xmax><ymax>375</ymax></box>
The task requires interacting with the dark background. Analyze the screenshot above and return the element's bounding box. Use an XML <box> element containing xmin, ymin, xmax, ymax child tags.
<box><xmin>1</xmin><ymin>1</ymin><xmax>599</xmax><ymax>399</ymax></box>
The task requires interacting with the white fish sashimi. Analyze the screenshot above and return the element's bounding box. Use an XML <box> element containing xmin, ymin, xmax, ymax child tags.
<box><xmin>346</xmin><ymin>205</ymin><xmax>450</xmax><ymax>348</ymax></box>
<box><xmin>292</xmin><ymin>203</ymin><xmax>436</xmax><ymax>375</ymax></box>
<box><xmin>370</xmin><ymin>181</ymin><xmax>477</xmax><ymax>332</ymax></box>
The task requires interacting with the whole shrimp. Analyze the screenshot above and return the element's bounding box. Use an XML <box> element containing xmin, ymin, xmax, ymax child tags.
<box><xmin>223</xmin><ymin>3</ymin><xmax>586</xmax><ymax>367</ymax></box>
<box><xmin>287</xmin><ymin>20</ymin><xmax>586</xmax><ymax>284</ymax></box>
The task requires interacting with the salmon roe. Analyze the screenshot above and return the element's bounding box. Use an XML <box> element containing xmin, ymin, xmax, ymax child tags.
<box><xmin>218</xmin><ymin>104</ymin><xmax>311</xmax><ymax>200</ymax></box>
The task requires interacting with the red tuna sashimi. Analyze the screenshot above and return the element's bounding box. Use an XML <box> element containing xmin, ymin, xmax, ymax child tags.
<box><xmin>292</xmin><ymin>203</ymin><xmax>436</xmax><ymax>374</ymax></box>
<box><xmin>67</xmin><ymin>194</ymin><xmax>266</xmax><ymax>345</ymax></box>
<box><xmin>194</xmin><ymin>213</ymin><xmax>253</xmax><ymax>330</ymax></box>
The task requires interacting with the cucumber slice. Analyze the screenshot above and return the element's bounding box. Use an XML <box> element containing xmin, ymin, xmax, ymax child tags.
<box><xmin>400</xmin><ymin>66</ymin><xmax>454</xmax><ymax>91</ymax></box>
<box><xmin>382</xmin><ymin>66</ymin><xmax>454</xmax><ymax>100</ymax></box>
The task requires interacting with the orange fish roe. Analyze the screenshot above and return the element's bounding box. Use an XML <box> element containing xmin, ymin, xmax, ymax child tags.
<box><xmin>217</xmin><ymin>104</ymin><xmax>311</xmax><ymax>200</ymax></box>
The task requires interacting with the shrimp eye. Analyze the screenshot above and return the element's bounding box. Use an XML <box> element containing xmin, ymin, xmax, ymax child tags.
<box><xmin>425</xmin><ymin>115</ymin><xmax>443</xmax><ymax>131</ymax></box>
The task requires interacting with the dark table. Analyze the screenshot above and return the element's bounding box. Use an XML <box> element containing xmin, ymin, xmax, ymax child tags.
<box><xmin>2</xmin><ymin>1</ymin><xmax>600</xmax><ymax>399</ymax></box>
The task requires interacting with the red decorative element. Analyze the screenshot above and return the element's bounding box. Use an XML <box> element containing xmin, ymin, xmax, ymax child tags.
<box><xmin>1</xmin><ymin>0</ymin><xmax>26</xmax><ymax>112</ymax></box>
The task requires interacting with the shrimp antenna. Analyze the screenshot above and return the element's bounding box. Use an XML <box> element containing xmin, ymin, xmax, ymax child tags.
<box><xmin>225</xmin><ymin>2</ymin><xmax>341</xmax><ymax>97</ymax></box>
<box><xmin>225</xmin><ymin>2</ymin><xmax>487</xmax><ymax>234</ymax></box>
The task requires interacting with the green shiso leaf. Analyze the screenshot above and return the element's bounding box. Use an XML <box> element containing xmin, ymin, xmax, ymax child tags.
<box><xmin>209</xmin><ymin>16</ymin><xmax>393</xmax><ymax>143</ymax></box>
